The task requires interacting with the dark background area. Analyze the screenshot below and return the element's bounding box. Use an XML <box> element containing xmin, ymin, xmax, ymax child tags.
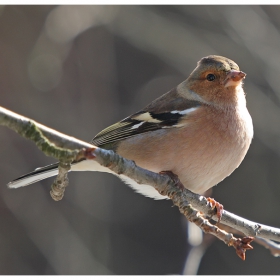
<box><xmin>0</xmin><ymin>5</ymin><xmax>280</xmax><ymax>275</ymax></box>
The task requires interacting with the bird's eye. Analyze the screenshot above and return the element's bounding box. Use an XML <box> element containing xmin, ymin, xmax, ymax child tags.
<box><xmin>206</xmin><ymin>74</ymin><xmax>216</xmax><ymax>81</ymax></box>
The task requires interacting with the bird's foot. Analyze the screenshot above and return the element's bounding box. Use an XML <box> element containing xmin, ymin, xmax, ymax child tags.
<box><xmin>207</xmin><ymin>197</ymin><xmax>224</xmax><ymax>223</ymax></box>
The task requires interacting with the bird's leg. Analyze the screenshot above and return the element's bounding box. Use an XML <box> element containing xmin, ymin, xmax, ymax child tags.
<box><xmin>159</xmin><ymin>170</ymin><xmax>185</xmax><ymax>190</ymax></box>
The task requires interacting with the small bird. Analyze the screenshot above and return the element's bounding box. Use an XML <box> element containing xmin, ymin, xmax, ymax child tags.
<box><xmin>8</xmin><ymin>55</ymin><xmax>253</xmax><ymax>200</ymax></box>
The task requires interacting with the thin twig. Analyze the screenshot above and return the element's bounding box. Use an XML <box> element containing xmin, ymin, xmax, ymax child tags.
<box><xmin>254</xmin><ymin>238</ymin><xmax>280</xmax><ymax>257</ymax></box>
<box><xmin>167</xmin><ymin>193</ymin><xmax>253</xmax><ymax>260</ymax></box>
<box><xmin>50</xmin><ymin>162</ymin><xmax>71</xmax><ymax>201</ymax></box>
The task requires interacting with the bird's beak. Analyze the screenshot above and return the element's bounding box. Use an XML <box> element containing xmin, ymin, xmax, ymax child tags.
<box><xmin>223</xmin><ymin>70</ymin><xmax>246</xmax><ymax>88</ymax></box>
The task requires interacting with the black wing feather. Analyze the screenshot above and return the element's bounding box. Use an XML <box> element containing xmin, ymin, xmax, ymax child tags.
<box><xmin>91</xmin><ymin>87</ymin><xmax>202</xmax><ymax>147</ymax></box>
<box><xmin>91</xmin><ymin>107</ymin><xmax>200</xmax><ymax>147</ymax></box>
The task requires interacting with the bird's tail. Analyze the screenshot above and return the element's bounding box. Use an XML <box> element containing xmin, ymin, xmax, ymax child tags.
<box><xmin>7</xmin><ymin>160</ymin><xmax>167</xmax><ymax>200</ymax></box>
<box><xmin>7</xmin><ymin>163</ymin><xmax>60</xmax><ymax>189</ymax></box>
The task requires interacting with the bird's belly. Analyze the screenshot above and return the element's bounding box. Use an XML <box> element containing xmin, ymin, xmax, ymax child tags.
<box><xmin>117</xmin><ymin>125</ymin><xmax>251</xmax><ymax>195</ymax></box>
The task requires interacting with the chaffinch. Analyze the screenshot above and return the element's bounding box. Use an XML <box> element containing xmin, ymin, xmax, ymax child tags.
<box><xmin>8</xmin><ymin>55</ymin><xmax>253</xmax><ymax>200</ymax></box>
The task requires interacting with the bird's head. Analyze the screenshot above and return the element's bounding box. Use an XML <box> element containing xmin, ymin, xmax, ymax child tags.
<box><xmin>187</xmin><ymin>55</ymin><xmax>246</xmax><ymax>106</ymax></box>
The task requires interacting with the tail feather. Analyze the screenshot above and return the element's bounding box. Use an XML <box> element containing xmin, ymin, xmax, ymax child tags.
<box><xmin>7</xmin><ymin>159</ymin><xmax>168</xmax><ymax>200</ymax></box>
<box><xmin>7</xmin><ymin>163</ymin><xmax>60</xmax><ymax>189</ymax></box>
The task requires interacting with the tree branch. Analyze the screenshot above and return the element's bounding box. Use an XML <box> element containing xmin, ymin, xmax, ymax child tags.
<box><xmin>254</xmin><ymin>238</ymin><xmax>280</xmax><ymax>257</ymax></box>
<box><xmin>0</xmin><ymin>106</ymin><xmax>93</xmax><ymax>158</ymax></box>
<box><xmin>1</xmin><ymin>105</ymin><xmax>280</xmax><ymax>260</ymax></box>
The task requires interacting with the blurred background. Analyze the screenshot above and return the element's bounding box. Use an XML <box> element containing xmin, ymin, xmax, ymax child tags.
<box><xmin>0</xmin><ymin>5</ymin><xmax>280</xmax><ymax>275</ymax></box>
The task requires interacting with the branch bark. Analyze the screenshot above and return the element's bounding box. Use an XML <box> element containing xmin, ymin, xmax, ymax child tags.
<box><xmin>1</xmin><ymin>105</ymin><xmax>280</xmax><ymax>260</ymax></box>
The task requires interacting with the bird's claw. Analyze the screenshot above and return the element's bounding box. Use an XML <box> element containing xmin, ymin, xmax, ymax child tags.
<box><xmin>207</xmin><ymin>197</ymin><xmax>224</xmax><ymax>223</ymax></box>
